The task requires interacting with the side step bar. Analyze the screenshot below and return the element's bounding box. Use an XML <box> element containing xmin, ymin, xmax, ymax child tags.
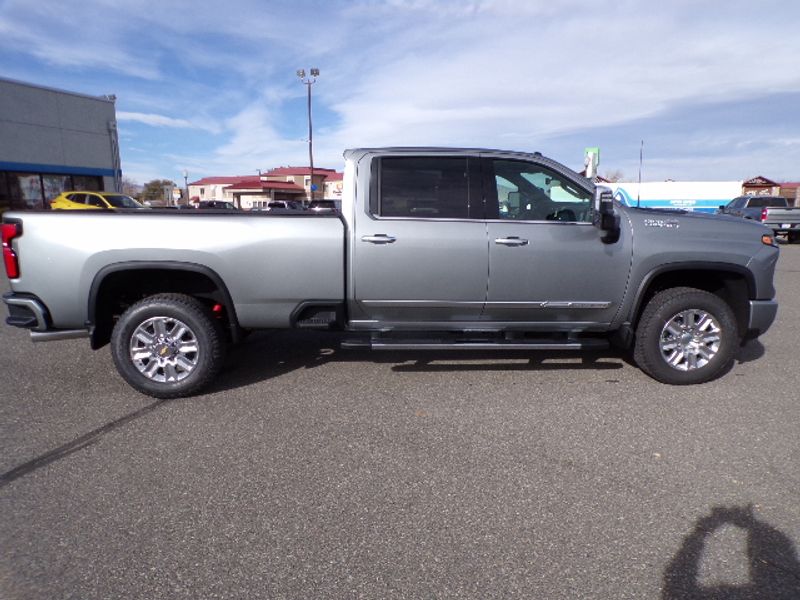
<box><xmin>342</xmin><ymin>337</ymin><xmax>609</xmax><ymax>351</ymax></box>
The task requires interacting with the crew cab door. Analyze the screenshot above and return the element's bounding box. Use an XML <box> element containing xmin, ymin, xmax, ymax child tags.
<box><xmin>481</xmin><ymin>157</ymin><xmax>632</xmax><ymax>326</ymax></box>
<box><xmin>351</xmin><ymin>156</ymin><xmax>488</xmax><ymax>324</ymax></box>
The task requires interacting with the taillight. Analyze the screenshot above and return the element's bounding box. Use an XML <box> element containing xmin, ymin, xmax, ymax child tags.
<box><xmin>761</xmin><ymin>207</ymin><xmax>768</xmax><ymax>222</ymax></box>
<box><xmin>2</xmin><ymin>221</ymin><xmax>22</xmax><ymax>279</ymax></box>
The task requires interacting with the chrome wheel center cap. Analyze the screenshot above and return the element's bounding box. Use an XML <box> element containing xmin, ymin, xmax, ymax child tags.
<box><xmin>130</xmin><ymin>316</ymin><xmax>200</xmax><ymax>383</ymax></box>
<box><xmin>659</xmin><ymin>309</ymin><xmax>722</xmax><ymax>372</ymax></box>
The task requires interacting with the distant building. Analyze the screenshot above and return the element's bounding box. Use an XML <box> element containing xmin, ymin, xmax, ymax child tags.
<box><xmin>188</xmin><ymin>166</ymin><xmax>344</xmax><ymax>210</ymax></box>
<box><xmin>187</xmin><ymin>176</ymin><xmax>254</xmax><ymax>204</ymax></box>
<box><xmin>742</xmin><ymin>176</ymin><xmax>781</xmax><ymax>197</ymax></box>
<box><xmin>261</xmin><ymin>166</ymin><xmax>339</xmax><ymax>202</ymax></box>
<box><xmin>779</xmin><ymin>182</ymin><xmax>800</xmax><ymax>205</ymax></box>
<box><xmin>0</xmin><ymin>77</ymin><xmax>121</xmax><ymax>212</ymax></box>
<box><xmin>225</xmin><ymin>177</ymin><xmax>305</xmax><ymax>210</ymax></box>
<box><xmin>323</xmin><ymin>171</ymin><xmax>344</xmax><ymax>200</ymax></box>
<box><xmin>604</xmin><ymin>181</ymin><xmax>743</xmax><ymax>213</ymax></box>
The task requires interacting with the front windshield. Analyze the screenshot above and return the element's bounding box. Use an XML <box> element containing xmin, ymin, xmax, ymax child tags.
<box><xmin>105</xmin><ymin>194</ymin><xmax>144</xmax><ymax>208</ymax></box>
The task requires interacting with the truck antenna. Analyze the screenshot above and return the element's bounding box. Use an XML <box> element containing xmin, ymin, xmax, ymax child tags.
<box><xmin>637</xmin><ymin>140</ymin><xmax>644</xmax><ymax>208</ymax></box>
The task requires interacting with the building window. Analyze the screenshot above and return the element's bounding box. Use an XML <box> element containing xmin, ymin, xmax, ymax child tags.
<box><xmin>0</xmin><ymin>172</ymin><xmax>104</xmax><ymax>210</ymax></box>
<box><xmin>43</xmin><ymin>175</ymin><xmax>71</xmax><ymax>203</ymax></box>
<box><xmin>0</xmin><ymin>172</ymin><xmax>9</xmax><ymax>213</ymax></box>
<box><xmin>73</xmin><ymin>176</ymin><xmax>102</xmax><ymax>191</ymax></box>
<box><xmin>17</xmin><ymin>174</ymin><xmax>44</xmax><ymax>208</ymax></box>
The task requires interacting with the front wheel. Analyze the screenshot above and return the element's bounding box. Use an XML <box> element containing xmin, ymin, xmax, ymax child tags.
<box><xmin>633</xmin><ymin>287</ymin><xmax>738</xmax><ymax>385</ymax></box>
<box><xmin>111</xmin><ymin>293</ymin><xmax>225</xmax><ymax>398</ymax></box>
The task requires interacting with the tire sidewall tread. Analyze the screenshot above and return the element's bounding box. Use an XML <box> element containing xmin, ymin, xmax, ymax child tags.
<box><xmin>634</xmin><ymin>287</ymin><xmax>738</xmax><ymax>385</ymax></box>
<box><xmin>110</xmin><ymin>293</ymin><xmax>225</xmax><ymax>398</ymax></box>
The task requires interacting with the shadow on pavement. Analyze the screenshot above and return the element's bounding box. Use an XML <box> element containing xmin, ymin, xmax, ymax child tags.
<box><xmin>662</xmin><ymin>505</ymin><xmax>800</xmax><ymax>599</ymax></box>
<box><xmin>736</xmin><ymin>339</ymin><xmax>766</xmax><ymax>364</ymax></box>
<box><xmin>209</xmin><ymin>329</ymin><xmax>625</xmax><ymax>393</ymax></box>
<box><xmin>0</xmin><ymin>398</ymin><xmax>171</xmax><ymax>489</ymax></box>
<box><xmin>0</xmin><ymin>331</ymin><xmax>626</xmax><ymax>488</ymax></box>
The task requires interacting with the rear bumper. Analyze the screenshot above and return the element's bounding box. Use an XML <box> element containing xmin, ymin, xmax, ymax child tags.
<box><xmin>768</xmin><ymin>225</ymin><xmax>800</xmax><ymax>233</ymax></box>
<box><xmin>745</xmin><ymin>299</ymin><xmax>778</xmax><ymax>339</ymax></box>
<box><xmin>3</xmin><ymin>292</ymin><xmax>89</xmax><ymax>342</ymax></box>
<box><xmin>3</xmin><ymin>292</ymin><xmax>50</xmax><ymax>330</ymax></box>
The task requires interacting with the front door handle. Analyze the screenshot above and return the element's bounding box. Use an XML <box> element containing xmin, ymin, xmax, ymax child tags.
<box><xmin>361</xmin><ymin>234</ymin><xmax>397</xmax><ymax>244</ymax></box>
<box><xmin>494</xmin><ymin>237</ymin><xmax>529</xmax><ymax>247</ymax></box>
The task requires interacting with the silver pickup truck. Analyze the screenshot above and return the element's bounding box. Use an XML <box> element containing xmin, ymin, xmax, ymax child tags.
<box><xmin>3</xmin><ymin>148</ymin><xmax>780</xmax><ymax>397</ymax></box>
<box><xmin>718</xmin><ymin>195</ymin><xmax>800</xmax><ymax>242</ymax></box>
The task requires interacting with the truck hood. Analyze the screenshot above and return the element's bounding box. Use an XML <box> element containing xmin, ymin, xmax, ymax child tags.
<box><xmin>622</xmin><ymin>205</ymin><xmax>770</xmax><ymax>232</ymax></box>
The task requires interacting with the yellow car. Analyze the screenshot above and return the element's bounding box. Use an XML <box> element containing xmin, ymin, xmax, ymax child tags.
<box><xmin>50</xmin><ymin>191</ymin><xmax>147</xmax><ymax>210</ymax></box>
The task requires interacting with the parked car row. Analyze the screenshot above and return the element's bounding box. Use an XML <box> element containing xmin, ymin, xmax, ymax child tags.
<box><xmin>252</xmin><ymin>200</ymin><xmax>339</xmax><ymax>212</ymax></box>
<box><xmin>49</xmin><ymin>192</ymin><xmax>341</xmax><ymax>214</ymax></box>
<box><xmin>50</xmin><ymin>192</ymin><xmax>147</xmax><ymax>210</ymax></box>
<box><xmin>717</xmin><ymin>195</ymin><xmax>800</xmax><ymax>242</ymax></box>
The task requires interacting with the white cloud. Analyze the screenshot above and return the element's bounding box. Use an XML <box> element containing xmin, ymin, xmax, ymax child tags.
<box><xmin>0</xmin><ymin>3</ymin><xmax>161</xmax><ymax>79</ymax></box>
<box><xmin>118</xmin><ymin>112</ymin><xmax>200</xmax><ymax>129</ymax></box>
<box><xmin>7</xmin><ymin>0</ymin><xmax>800</xmax><ymax>181</ymax></box>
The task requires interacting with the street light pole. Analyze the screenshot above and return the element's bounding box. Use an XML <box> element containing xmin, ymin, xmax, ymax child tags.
<box><xmin>182</xmin><ymin>169</ymin><xmax>189</xmax><ymax>207</ymax></box>
<box><xmin>296</xmin><ymin>68</ymin><xmax>319</xmax><ymax>202</ymax></box>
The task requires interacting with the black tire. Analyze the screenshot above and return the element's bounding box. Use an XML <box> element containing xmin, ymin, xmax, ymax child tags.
<box><xmin>111</xmin><ymin>293</ymin><xmax>225</xmax><ymax>398</ymax></box>
<box><xmin>788</xmin><ymin>230</ymin><xmax>799</xmax><ymax>244</ymax></box>
<box><xmin>633</xmin><ymin>287</ymin><xmax>738</xmax><ymax>385</ymax></box>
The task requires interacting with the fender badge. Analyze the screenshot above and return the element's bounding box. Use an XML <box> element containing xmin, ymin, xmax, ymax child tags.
<box><xmin>644</xmin><ymin>218</ymin><xmax>680</xmax><ymax>229</ymax></box>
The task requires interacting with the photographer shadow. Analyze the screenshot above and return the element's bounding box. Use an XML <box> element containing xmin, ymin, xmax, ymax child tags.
<box><xmin>662</xmin><ymin>505</ymin><xmax>800</xmax><ymax>599</ymax></box>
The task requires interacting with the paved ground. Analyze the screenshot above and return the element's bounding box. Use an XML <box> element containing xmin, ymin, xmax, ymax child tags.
<box><xmin>2</xmin><ymin>246</ymin><xmax>800</xmax><ymax>599</ymax></box>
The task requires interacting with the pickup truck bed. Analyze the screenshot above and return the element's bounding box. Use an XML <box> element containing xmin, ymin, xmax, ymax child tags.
<box><xmin>8</xmin><ymin>210</ymin><xmax>345</xmax><ymax>331</ymax></box>
<box><xmin>718</xmin><ymin>195</ymin><xmax>800</xmax><ymax>240</ymax></box>
<box><xmin>761</xmin><ymin>207</ymin><xmax>800</xmax><ymax>239</ymax></box>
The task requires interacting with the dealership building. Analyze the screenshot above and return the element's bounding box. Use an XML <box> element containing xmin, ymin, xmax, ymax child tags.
<box><xmin>0</xmin><ymin>77</ymin><xmax>121</xmax><ymax>212</ymax></box>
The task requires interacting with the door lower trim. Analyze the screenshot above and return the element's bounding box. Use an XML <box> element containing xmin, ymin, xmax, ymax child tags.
<box><xmin>361</xmin><ymin>300</ymin><xmax>485</xmax><ymax>309</ymax></box>
<box><xmin>484</xmin><ymin>301</ymin><xmax>612</xmax><ymax>309</ymax></box>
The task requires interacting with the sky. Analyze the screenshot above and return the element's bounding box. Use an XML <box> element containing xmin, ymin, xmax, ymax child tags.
<box><xmin>1</xmin><ymin>0</ymin><xmax>799</xmax><ymax>185</ymax></box>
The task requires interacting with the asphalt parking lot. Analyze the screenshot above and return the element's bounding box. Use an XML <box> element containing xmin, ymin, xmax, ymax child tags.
<box><xmin>2</xmin><ymin>247</ymin><xmax>800</xmax><ymax>599</ymax></box>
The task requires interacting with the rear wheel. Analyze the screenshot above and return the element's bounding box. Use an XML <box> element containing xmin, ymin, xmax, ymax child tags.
<box><xmin>111</xmin><ymin>293</ymin><xmax>225</xmax><ymax>398</ymax></box>
<box><xmin>788</xmin><ymin>230</ymin><xmax>799</xmax><ymax>244</ymax></box>
<box><xmin>634</xmin><ymin>287</ymin><xmax>738</xmax><ymax>385</ymax></box>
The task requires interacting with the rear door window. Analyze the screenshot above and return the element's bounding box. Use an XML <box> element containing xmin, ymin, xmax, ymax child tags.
<box><xmin>375</xmin><ymin>157</ymin><xmax>479</xmax><ymax>219</ymax></box>
<box><xmin>85</xmin><ymin>194</ymin><xmax>106</xmax><ymax>207</ymax></box>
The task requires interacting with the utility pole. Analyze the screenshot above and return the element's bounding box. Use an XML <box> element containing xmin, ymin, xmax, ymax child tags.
<box><xmin>296</xmin><ymin>68</ymin><xmax>319</xmax><ymax>202</ymax></box>
<box><xmin>182</xmin><ymin>169</ymin><xmax>189</xmax><ymax>207</ymax></box>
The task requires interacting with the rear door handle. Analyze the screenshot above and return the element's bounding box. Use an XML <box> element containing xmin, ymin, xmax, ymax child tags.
<box><xmin>361</xmin><ymin>234</ymin><xmax>397</xmax><ymax>244</ymax></box>
<box><xmin>494</xmin><ymin>237</ymin><xmax>528</xmax><ymax>247</ymax></box>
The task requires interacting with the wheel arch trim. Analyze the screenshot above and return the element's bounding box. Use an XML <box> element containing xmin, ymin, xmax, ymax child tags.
<box><xmin>87</xmin><ymin>261</ymin><xmax>240</xmax><ymax>344</ymax></box>
<box><xmin>626</xmin><ymin>262</ymin><xmax>756</xmax><ymax>326</ymax></box>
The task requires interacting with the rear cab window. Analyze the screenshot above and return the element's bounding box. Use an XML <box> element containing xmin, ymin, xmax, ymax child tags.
<box><xmin>746</xmin><ymin>197</ymin><xmax>788</xmax><ymax>208</ymax></box>
<box><xmin>372</xmin><ymin>156</ymin><xmax>482</xmax><ymax>219</ymax></box>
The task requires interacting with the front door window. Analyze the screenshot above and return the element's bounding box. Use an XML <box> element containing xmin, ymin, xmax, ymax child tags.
<box><xmin>492</xmin><ymin>160</ymin><xmax>592</xmax><ymax>222</ymax></box>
